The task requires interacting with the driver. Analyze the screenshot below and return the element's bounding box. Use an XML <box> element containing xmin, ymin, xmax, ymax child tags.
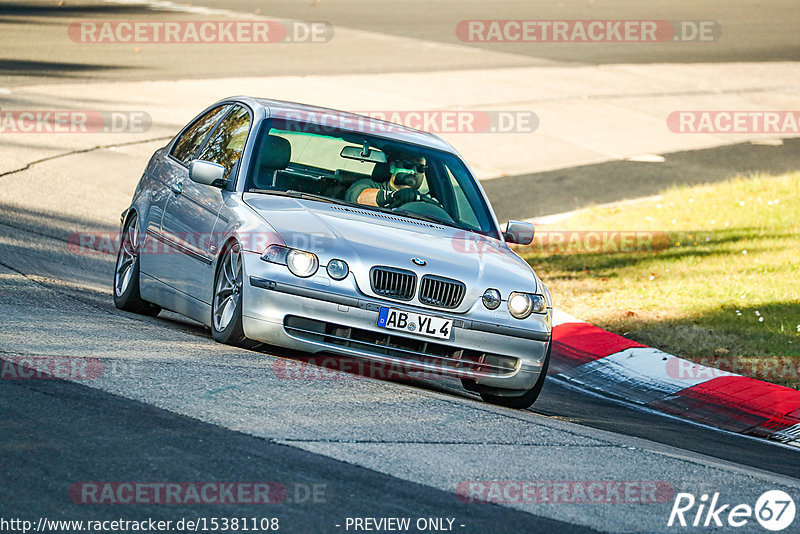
<box><xmin>345</xmin><ymin>155</ymin><xmax>427</xmax><ymax>208</ymax></box>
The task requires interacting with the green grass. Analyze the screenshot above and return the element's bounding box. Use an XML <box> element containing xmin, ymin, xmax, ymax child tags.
<box><xmin>521</xmin><ymin>172</ymin><xmax>800</xmax><ymax>388</ymax></box>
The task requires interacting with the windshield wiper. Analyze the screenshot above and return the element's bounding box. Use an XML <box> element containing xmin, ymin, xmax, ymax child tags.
<box><xmin>284</xmin><ymin>190</ymin><xmax>343</xmax><ymax>204</ymax></box>
<box><xmin>250</xmin><ymin>189</ymin><xmax>344</xmax><ymax>206</ymax></box>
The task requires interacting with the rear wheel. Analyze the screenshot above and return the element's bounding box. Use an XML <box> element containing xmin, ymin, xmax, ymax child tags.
<box><xmin>211</xmin><ymin>242</ymin><xmax>253</xmax><ymax>347</ymax></box>
<box><xmin>477</xmin><ymin>339</ymin><xmax>551</xmax><ymax>410</ymax></box>
<box><xmin>113</xmin><ymin>212</ymin><xmax>161</xmax><ymax>316</ymax></box>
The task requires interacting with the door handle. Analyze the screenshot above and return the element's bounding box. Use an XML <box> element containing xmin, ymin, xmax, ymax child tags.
<box><xmin>169</xmin><ymin>182</ymin><xmax>183</xmax><ymax>195</ymax></box>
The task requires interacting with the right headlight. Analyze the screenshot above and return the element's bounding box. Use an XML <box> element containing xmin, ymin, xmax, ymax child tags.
<box><xmin>508</xmin><ymin>292</ymin><xmax>547</xmax><ymax>319</ymax></box>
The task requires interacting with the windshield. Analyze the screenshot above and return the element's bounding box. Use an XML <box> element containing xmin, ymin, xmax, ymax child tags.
<box><xmin>245</xmin><ymin>118</ymin><xmax>499</xmax><ymax>238</ymax></box>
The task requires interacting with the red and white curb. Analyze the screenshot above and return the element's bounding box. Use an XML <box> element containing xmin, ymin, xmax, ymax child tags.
<box><xmin>551</xmin><ymin>310</ymin><xmax>800</xmax><ymax>446</ymax></box>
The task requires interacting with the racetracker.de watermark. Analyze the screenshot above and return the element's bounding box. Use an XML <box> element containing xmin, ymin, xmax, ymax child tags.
<box><xmin>273</xmin><ymin>110</ymin><xmax>538</xmax><ymax>134</ymax></box>
<box><xmin>0</xmin><ymin>357</ymin><xmax>141</xmax><ymax>381</ymax></box>
<box><xmin>1</xmin><ymin>357</ymin><xmax>104</xmax><ymax>380</ymax></box>
<box><xmin>0</xmin><ymin>111</ymin><xmax>151</xmax><ymax>134</ymax></box>
<box><xmin>666</xmin><ymin>357</ymin><xmax>800</xmax><ymax>382</ymax></box>
<box><xmin>272</xmin><ymin>357</ymin><xmax>501</xmax><ymax>381</ymax></box>
<box><xmin>456</xmin><ymin>480</ymin><xmax>674</xmax><ymax>504</ymax></box>
<box><xmin>667</xmin><ymin>111</ymin><xmax>800</xmax><ymax>134</ymax></box>
<box><xmin>67</xmin><ymin>230</ymin><xmax>322</xmax><ymax>256</ymax></box>
<box><xmin>456</xmin><ymin>20</ymin><xmax>720</xmax><ymax>42</ymax></box>
<box><xmin>70</xmin><ymin>230</ymin><xmax>711</xmax><ymax>257</ymax></box>
<box><xmin>452</xmin><ymin>230</ymin><xmax>713</xmax><ymax>256</ymax></box>
<box><xmin>68</xmin><ymin>20</ymin><xmax>333</xmax><ymax>44</ymax></box>
<box><xmin>69</xmin><ymin>482</ymin><xmax>290</xmax><ymax>505</ymax></box>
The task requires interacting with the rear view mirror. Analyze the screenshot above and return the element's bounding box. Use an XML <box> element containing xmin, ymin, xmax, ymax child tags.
<box><xmin>341</xmin><ymin>143</ymin><xmax>387</xmax><ymax>164</ymax></box>
<box><xmin>504</xmin><ymin>220</ymin><xmax>535</xmax><ymax>245</ymax></box>
<box><xmin>189</xmin><ymin>160</ymin><xmax>227</xmax><ymax>188</ymax></box>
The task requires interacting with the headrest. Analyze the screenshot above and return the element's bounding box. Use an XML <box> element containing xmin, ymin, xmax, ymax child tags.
<box><xmin>256</xmin><ymin>135</ymin><xmax>291</xmax><ymax>171</ymax></box>
<box><xmin>371</xmin><ymin>161</ymin><xmax>391</xmax><ymax>183</ymax></box>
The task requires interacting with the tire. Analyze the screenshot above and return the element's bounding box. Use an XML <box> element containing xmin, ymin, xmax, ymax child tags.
<box><xmin>113</xmin><ymin>212</ymin><xmax>161</xmax><ymax>316</ymax></box>
<box><xmin>211</xmin><ymin>242</ymin><xmax>254</xmax><ymax>347</ymax></box>
<box><xmin>478</xmin><ymin>339</ymin><xmax>551</xmax><ymax>410</ymax></box>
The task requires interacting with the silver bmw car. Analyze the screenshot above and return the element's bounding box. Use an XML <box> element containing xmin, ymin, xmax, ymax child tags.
<box><xmin>113</xmin><ymin>97</ymin><xmax>552</xmax><ymax>408</ymax></box>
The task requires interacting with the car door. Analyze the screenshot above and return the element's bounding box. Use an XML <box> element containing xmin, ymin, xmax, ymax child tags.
<box><xmin>159</xmin><ymin>104</ymin><xmax>253</xmax><ymax>303</ymax></box>
<box><xmin>141</xmin><ymin>104</ymin><xmax>230</xmax><ymax>280</ymax></box>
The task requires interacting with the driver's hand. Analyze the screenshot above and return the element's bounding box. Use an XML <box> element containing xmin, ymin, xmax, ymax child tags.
<box><xmin>377</xmin><ymin>188</ymin><xmax>419</xmax><ymax>208</ymax></box>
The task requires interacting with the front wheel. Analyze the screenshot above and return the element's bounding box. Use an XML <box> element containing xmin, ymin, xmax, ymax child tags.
<box><xmin>113</xmin><ymin>212</ymin><xmax>161</xmax><ymax>316</ymax></box>
<box><xmin>211</xmin><ymin>242</ymin><xmax>253</xmax><ymax>347</ymax></box>
<box><xmin>478</xmin><ymin>339</ymin><xmax>551</xmax><ymax>409</ymax></box>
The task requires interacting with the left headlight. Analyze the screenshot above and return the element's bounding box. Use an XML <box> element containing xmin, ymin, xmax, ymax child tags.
<box><xmin>261</xmin><ymin>245</ymin><xmax>319</xmax><ymax>278</ymax></box>
<box><xmin>507</xmin><ymin>292</ymin><xmax>547</xmax><ymax>319</ymax></box>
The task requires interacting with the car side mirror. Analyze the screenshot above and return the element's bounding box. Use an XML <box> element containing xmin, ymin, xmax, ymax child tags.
<box><xmin>504</xmin><ymin>220</ymin><xmax>535</xmax><ymax>245</ymax></box>
<box><xmin>189</xmin><ymin>160</ymin><xmax>228</xmax><ymax>188</ymax></box>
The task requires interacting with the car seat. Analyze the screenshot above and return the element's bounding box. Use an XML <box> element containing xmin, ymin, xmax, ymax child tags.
<box><xmin>251</xmin><ymin>135</ymin><xmax>291</xmax><ymax>190</ymax></box>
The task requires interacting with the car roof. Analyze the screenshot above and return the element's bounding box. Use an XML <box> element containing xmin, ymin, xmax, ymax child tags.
<box><xmin>230</xmin><ymin>96</ymin><xmax>458</xmax><ymax>154</ymax></box>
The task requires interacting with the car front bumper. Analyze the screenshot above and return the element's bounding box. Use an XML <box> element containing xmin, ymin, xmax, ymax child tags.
<box><xmin>241</xmin><ymin>254</ymin><xmax>551</xmax><ymax>393</ymax></box>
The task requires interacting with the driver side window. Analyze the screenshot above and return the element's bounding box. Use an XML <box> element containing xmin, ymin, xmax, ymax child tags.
<box><xmin>198</xmin><ymin>105</ymin><xmax>252</xmax><ymax>179</ymax></box>
<box><xmin>171</xmin><ymin>105</ymin><xmax>230</xmax><ymax>165</ymax></box>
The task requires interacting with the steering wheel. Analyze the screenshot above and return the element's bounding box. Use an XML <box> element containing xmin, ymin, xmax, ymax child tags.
<box><xmin>418</xmin><ymin>193</ymin><xmax>444</xmax><ymax>208</ymax></box>
<box><xmin>393</xmin><ymin>198</ymin><xmax>455</xmax><ymax>224</ymax></box>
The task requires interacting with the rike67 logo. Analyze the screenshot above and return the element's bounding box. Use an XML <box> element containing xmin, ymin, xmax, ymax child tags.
<box><xmin>668</xmin><ymin>490</ymin><xmax>796</xmax><ymax>531</ymax></box>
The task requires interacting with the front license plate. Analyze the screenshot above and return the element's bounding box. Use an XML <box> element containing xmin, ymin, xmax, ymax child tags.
<box><xmin>377</xmin><ymin>307</ymin><xmax>452</xmax><ymax>340</ymax></box>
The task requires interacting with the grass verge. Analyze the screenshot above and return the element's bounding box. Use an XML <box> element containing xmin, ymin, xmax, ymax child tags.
<box><xmin>521</xmin><ymin>172</ymin><xmax>800</xmax><ymax>388</ymax></box>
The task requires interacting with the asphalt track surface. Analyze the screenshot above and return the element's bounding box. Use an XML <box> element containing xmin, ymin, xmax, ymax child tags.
<box><xmin>2</xmin><ymin>376</ymin><xmax>582</xmax><ymax>533</ymax></box>
<box><xmin>187</xmin><ymin>0</ymin><xmax>800</xmax><ymax>64</ymax></box>
<box><xmin>2</xmin><ymin>0</ymin><xmax>800</xmax><ymax>87</ymax></box>
<box><xmin>2</xmin><ymin>1</ymin><xmax>800</xmax><ymax>532</ymax></box>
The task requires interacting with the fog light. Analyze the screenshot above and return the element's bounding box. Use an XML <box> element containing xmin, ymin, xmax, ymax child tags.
<box><xmin>482</xmin><ymin>288</ymin><xmax>501</xmax><ymax>310</ymax></box>
<box><xmin>326</xmin><ymin>259</ymin><xmax>349</xmax><ymax>280</ymax></box>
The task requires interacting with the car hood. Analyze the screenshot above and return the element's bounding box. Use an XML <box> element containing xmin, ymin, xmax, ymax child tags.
<box><xmin>243</xmin><ymin>194</ymin><xmax>538</xmax><ymax>311</ymax></box>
